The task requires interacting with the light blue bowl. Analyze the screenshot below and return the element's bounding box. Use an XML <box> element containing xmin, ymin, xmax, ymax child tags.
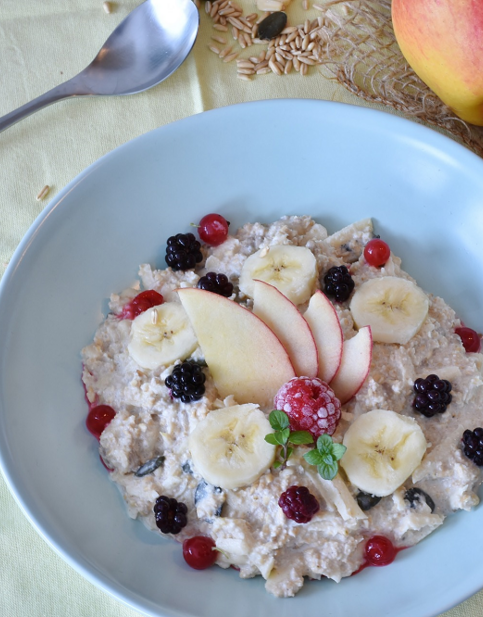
<box><xmin>1</xmin><ymin>100</ymin><xmax>483</xmax><ymax>617</ymax></box>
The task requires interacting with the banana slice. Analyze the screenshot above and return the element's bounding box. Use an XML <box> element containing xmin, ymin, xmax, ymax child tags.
<box><xmin>340</xmin><ymin>409</ymin><xmax>427</xmax><ymax>497</ymax></box>
<box><xmin>189</xmin><ymin>404</ymin><xmax>276</xmax><ymax>490</ymax></box>
<box><xmin>350</xmin><ymin>276</ymin><xmax>429</xmax><ymax>344</ymax></box>
<box><xmin>239</xmin><ymin>245</ymin><xmax>317</xmax><ymax>305</ymax></box>
<box><xmin>127</xmin><ymin>301</ymin><xmax>197</xmax><ymax>369</ymax></box>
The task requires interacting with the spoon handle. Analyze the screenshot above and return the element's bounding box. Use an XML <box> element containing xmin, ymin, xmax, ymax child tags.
<box><xmin>0</xmin><ymin>78</ymin><xmax>82</xmax><ymax>134</ymax></box>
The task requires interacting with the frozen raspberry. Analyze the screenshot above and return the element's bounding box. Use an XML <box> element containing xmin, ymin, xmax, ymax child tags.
<box><xmin>278</xmin><ymin>486</ymin><xmax>320</xmax><ymax>523</ymax></box>
<box><xmin>274</xmin><ymin>377</ymin><xmax>341</xmax><ymax>438</ymax></box>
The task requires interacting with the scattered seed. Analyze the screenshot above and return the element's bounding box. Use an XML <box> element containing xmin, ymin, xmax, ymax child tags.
<box><xmin>102</xmin><ymin>1</ymin><xmax>111</xmax><ymax>13</ymax></box>
<box><xmin>256</xmin><ymin>11</ymin><xmax>270</xmax><ymax>24</ymax></box>
<box><xmin>298</xmin><ymin>55</ymin><xmax>316</xmax><ymax>65</ymax></box>
<box><xmin>300</xmin><ymin>62</ymin><xmax>308</xmax><ymax>75</ymax></box>
<box><xmin>219</xmin><ymin>46</ymin><xmax>233</xmax><ymax>58</ymax></box>
<box><xmin>209</xmin><ymin>44</ymin><xmax>221</xmax><ymax>54</ymax></box>
<box><xmin>218</xmin><ymin>7</ymin><xmax>236</xmax><ymax>15</ymax></box>
<box><xmin>36</xmin><ymin>185</ymin><xmax>50</xmax><ymax>201</ymax></box>
<box><xmin>254</xmin><ymin>59</ymin><xmax>269</xmax><ymax>70</ymax></box>
<box><xmin>293</xmin><ymin>56</ymin><xmax>301</xmax><ymax>71</ymax></box>
<box><xmin>237</xmin><ymin>60</ymin><xmax>256</xmax><ymax>69</ymax></box>
<box><xmin>269</xmin><ymin>58</ymin><xmax>283</xmax><ymax>75</ymax></box>
<box><xmin>213</xmin><ymin>23</ymin><xmax>228</xmax><ymax>31</ymax></box>
<box><xmin>227</xmin><ymin>15</ymin><xmax>244</xmax><ymax>29</ymax></box>
<box><xmin>237</xmin><ymin>73</ymin><xmax>252</xmax><ymax>81</ymax></box>
<box><xmin>205</xmin><ymin>0</ymin><xmax>212</xmax><ymax>13</ymax></box>
<box><xmin>302</xmin><ymin>0</ymin><xmax>309</xmax><ymax>9</ymax></box>
<box><xmin>257</xmin><ymin>66</ymin><xmax>272</xmax><ymax>74</ymax></box>
<box><xmin>313</xmin><ymin>3</ymin><xmax>324</xmax><ymax>9</ymax></box>
<box><xmin>211</xmin><ymin>35</ymin><xmax>227</xmax><ymax>44</ymax></box>
<box><xmin>258</xmin><ymin>11</ymin><xmax>287</xmax><ymax>40</ymax></box>
<box><xmin>223</xmin><ymin>51</ymin><xmax>239</xmax><ymax>62</ymax></box>
<box><xmin>237</xmin><ymin>67</ymin><xmax>255</xmax><ymax>74</ymax></box>
<box><xmin>284</xmin><ymin>59</ymin><xmax>293</xmax><ymax>73</ymax></box>
<box><xmin>246</xmin><ymin>12</ymin><xmax>258</xmax><ymax>21</ymax></box>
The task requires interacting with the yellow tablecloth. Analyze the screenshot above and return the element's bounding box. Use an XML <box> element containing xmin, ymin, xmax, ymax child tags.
<box><xmin>0</xmin><ymin>1</ymin><xmax>481</xmax><ymax>615</ymax></box>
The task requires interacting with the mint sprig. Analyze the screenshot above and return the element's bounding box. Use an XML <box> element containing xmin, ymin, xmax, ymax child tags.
<box><xmin>265</xmin><ymin>410</ymin><xmax>313</xmax><ymax>469</ymax></box>
<box><xmin>303</xmin><ymin>434</ymin><xmax>347</xmax><ymax>481</ymax></box>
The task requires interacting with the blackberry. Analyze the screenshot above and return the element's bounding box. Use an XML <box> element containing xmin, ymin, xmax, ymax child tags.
<box><xmin>404</xmin><ymin>487</ymin><xmax>435</xmax><ymax>512</ymax></box>
<box><xmin>323</xmin><ymin>266</ymin><xmax>355</xmax><ymax>302</ymax></box>
<box><xmin>165</xmin><ymin>361</ymin><xmax>206</xmax><ymax>403</ymax></box>
<box><xmin>462</xmin><ymin>428</ymin><xmax>483</xmax><ymax>466</ymax></box>
<box><xmin>278</xmin><ymin>485</ymin><xmax>320</xmax><ymax>524</ymax></box>
<box><xmin>197</xmin><ymin>272</ymin><xmax>233</xmax><ymax>297</ymax></box>
<box><xmin>356</xmin><ymin>491</ymin><xmax>381</xmax><ymax>511</ymax></box>
<box><xmin>412</xmin><ymin>374</ymin><xmax>452</xmax><ymax>417</ymax></box>
<box><xmin>165</xmin><ymin>233</ymin><xmax>203</xmax><ymax>271</ymax></box>
<box><xmin>154</xmin><ymin>495</ymin><xmax>188</xmax><ymax>534</ymax></box>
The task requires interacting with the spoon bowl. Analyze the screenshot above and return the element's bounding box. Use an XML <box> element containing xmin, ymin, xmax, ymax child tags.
<box><xmin>0</xmin><ymin>0</ymin><xmax>199</xmax><ymax>133</ymax></box>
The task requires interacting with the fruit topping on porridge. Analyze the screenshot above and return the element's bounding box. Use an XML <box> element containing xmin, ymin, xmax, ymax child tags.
<box><xmin>81</xmin><ymin>214</ymin><xmax>483</xmax><ymax>598</ymax></box>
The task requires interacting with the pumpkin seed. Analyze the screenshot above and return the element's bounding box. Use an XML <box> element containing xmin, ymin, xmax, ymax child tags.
<box><xmin>257</xmin><ymin>12</ymin><xmax>287</xmax><ymax>40</ymax></box>
<box><xmin>134</xmin><ymin>455</ymin><xmax>165</xmax><ymax>477</ymax></box>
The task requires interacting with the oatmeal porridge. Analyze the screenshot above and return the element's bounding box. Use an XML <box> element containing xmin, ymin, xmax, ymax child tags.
<box><xmin>81</xmin><ymin>215</ymin><xmax>483</xmax><ymax>598</ymax></box>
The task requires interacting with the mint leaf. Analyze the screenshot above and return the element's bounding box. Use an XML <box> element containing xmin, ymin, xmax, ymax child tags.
<box><xmin>280</xmin><ymin>427</ymin><xmax>290</xmax><ymax>444</ymax></box>
<box><xmin>289</xmin><ymin>431</ymin><xmax>314</xmax><ymax>445</ymax></box>
<box><xmin>316</xmin><ymin>434</ymin><xmax>333</xmax><ymax>451</ymax></box>
<box><xmin>273</xmin><ymin>460</ymin><xmax>282</xmax><ymax>469</ymax></box>
<box><xmin>303</xmin><ymin>449</ymin><xmax>325</xmax><ymax>466</ymax></box>
<box><xmin>264</xmin><ymin>433</ymin><xmax>279</xmax><ymax>446</ymax></box>
<box><xmin>269</xmin><ymin>410</ymin><xmax>289</xmax><ymax>431</ymax></box>
<box><xmin>318</xmin><ymin>459</ymin><xmax>338</xmax><ymax>481</ymax></box>
<box><xmin>286</xmin><ymin>446</ymin><xmax>293</xmax><ymax>460</ymax></box>
<box><xmin>331</xmin><ymin>443</ymin><xmax>347</xmax><ymax>460</ymax></box>
<box><xmin>272</xmin><ymin>428</ymin><xmax>290</xmax><ymax>446</ymax></box>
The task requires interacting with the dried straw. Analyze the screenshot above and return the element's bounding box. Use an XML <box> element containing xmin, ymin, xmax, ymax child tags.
<box><xmin>317</xmin><ymin>0</ymin><xmax>483</xmax><ymax>157</ymax></box>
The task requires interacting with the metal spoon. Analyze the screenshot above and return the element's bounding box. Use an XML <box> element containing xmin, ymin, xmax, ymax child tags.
<box><xmin>0</xmin><ymin>0</ymin><xmax>199</xmax><ymax>134</ymax></box>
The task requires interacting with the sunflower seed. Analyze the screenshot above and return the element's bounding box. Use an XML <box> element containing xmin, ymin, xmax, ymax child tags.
<box><xmin>257</xmin><ymin>11</ymin><xmax>287</xmax><ymax>40</ymax></box>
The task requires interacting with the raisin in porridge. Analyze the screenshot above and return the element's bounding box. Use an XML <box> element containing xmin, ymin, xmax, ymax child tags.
<box><xmin>81</xmin><ymin>214</ymin><xmax>483</xmax><ymax>598</ymax></box>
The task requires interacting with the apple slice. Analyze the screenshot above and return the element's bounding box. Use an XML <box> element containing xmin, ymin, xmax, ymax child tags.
<box><xmin>177</xmin><ymin>288</ymin><xmax>295</xmax><ymax>409</ymax></box>
<box><xmin>252</xmin><ymin>280</ymin><xmax>318</xmax><ymax>378</ymax></box>
<box><xmin>303</xmin><ymin>290</ymin><xmax>343</xmax><ymax>383</ymax></box>
<box><xmin>329</xmin><ymin>326</ymin><xmax>372</xmax><ymax>404</ymax></box>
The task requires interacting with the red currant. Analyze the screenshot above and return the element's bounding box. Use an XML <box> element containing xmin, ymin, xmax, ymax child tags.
<box><xmin>455</xmin><ymin>327</ymin><xmax>481</xmax><ymax>353</ymax></box>
<box><xmin>198</xmin><ymin>214</ymin><xmax>229</xmax><ymax>246</ymax></box>
<box><xmin>364</xmin><ymin>239</ymin><xmax>391</xmax><ymax>267</ymax></box>
<box><xmin>100</xmin><ymin>455</ymin><xmax>114</xmax><ymax>472</ymax></box>
<box><xmin>119</xmin><ymin>290</ymin><xmax>164</xmax><ymax>320</ymax></box>
<box><xmin>86</xmin><ymin>405</ymin><xmax>116</xmax><ymax>440</ymax></box>
<box><xmin>365</xmin><ymin>535</ymin><xmax>397</xmax><ymax>566</ymax></box>
<box><xmin>183</xmin><ymin>536</ymin><xmax>217</xmax><ymax>570</ymax></box>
